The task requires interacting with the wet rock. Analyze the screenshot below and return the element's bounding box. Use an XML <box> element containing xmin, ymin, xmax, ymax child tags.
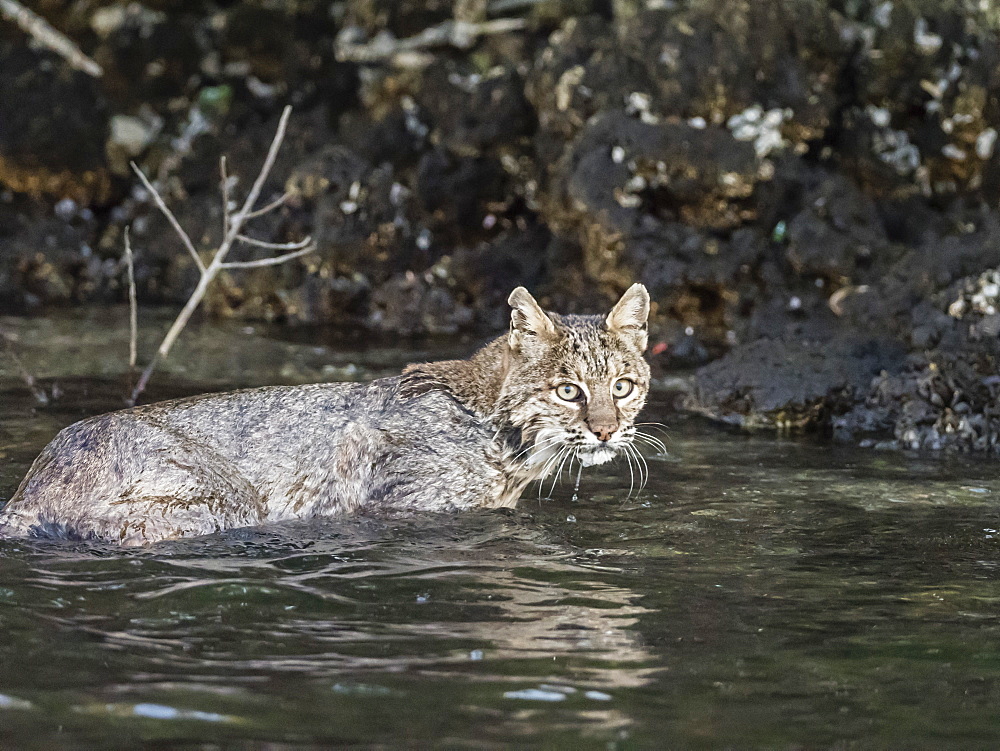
<box><xmin>619</xmin><ymin>1</ymin><xmax>841</xmax><ymax>140</ymax></box>
<box><xmin>785</xmin><ymin>173</ymin><xmax>889</xmax><ymax>280</ymax></box>
<box><xmin>6</xmin><ymin>0</ymin><xmax>1000</xmax><ymax>455</ymax></box>
<box><xmin>542</xmin><ymin>109</ymin><xmax>759</xmax><ymax>290</ymax></box>
<box><xmin>416</xmin><ymin>147</ymin><xmax>507</xmax><ymax>244</ymax></box>
<box><xmin>526</xmin><ymin>15</ymin><xmax>659</xmax><ymax>146</ymax></box>
<box><xmin>417</xmin><ymin>63</ymin><xmax>535</xmax><ymax>155</ymax></box>
<box><xmin>368</xmin><ymin>271</ymin><xmax>473</xmax><ymax>335</ymax></box>
<box><xmin>693</xmin><ymin>335</ymin><xmax>906</xmax><ymax>429</ymax></box>
<box><xmin>840</xmin><ymin>348</ymin><xmax>1000</xmax><ymax>453</ymax></box>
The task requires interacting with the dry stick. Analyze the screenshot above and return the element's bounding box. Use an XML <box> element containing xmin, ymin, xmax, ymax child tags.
<box><xmin>220</xmin><ymin>155</ymin><xmax>231</xmax><ymax>239</ymax></box>
<box><xmin>0</xmin><ymin>0</ymin><xmax>102</xmax><ymax>77</ymax></box>
<box><xmin>0</xmin><ymin>331</ymin><xmax>48</xmax><ymax>405</ymax></box>
<box><xmin>221</xmin><ymin>246</ymin><xmax>315</xmax><ymax>269</ymax></box>
<box><xmin>233</xmin><ymin>234</ymin><xmax>312</xmax><ymax>250</ymax></box>
<box><xmin>245</xmin><ymin>193</ymin><xmax>288</xmax><ymax>220</ymax></box>
<box><xmin>128</xmin><ymin>105</ymin><xmax>314</xmax><ymax>405</ymax></box>
<box><xmin>130</xmin><ymin>164</ymin><xmax>206</xmax><ymax>274</ymax></box>
<box><xmin>123</xmin><ymin>227</ymin><xmax>138</xmax><ymax>371</ymax></box>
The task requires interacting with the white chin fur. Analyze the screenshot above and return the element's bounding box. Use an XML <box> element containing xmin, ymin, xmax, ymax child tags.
<box><xmin>579</xmin><ymin>447</ymin><xmax>616</xmax><ymax>467</ymax></box>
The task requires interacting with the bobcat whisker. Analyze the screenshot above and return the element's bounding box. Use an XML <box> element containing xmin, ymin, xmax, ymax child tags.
<box><xmin>537</xmin><ymin>445</ymin><xmax>570</xmax><ymax>498</ymax></box>
<box><xmin>631</xmin><ymin>429</ymin><xmax>662</xmax><ymax>443</ymax></box>
<box><xmin>545</xmin><ymin>445</ymin><xmax>574</xmax><ymax>497</ymax></box>
<box><xmin>514</xmin><ymin>434</ymin><xmax>565</xmax><ymax>464</ymax></box>
<box><xmin>628</xmin><ymin>442</ymin><xmax>649</xmax><ymax>490</ymax></box>
<box><xmin>621</xmin><ymin>443</ymin><xmax>636</xmax><ymax>498</ymax></box>
<box><xmin>632</xmin><ymin>432</ymin><xmax>667</xmax><ymax>455</ymax></box>
<box><xmin>629</xmin><ymin>445</ymin><xmax>645</xmax><ymax>492</ymax></box>
<box><xmin>547</xmin><ymin>445</ymin><xmax>576</xmax><ymax>498</ymax></box>
<box><xmin>630</xmin><ymin>440</ymin><xmax>665</xmax><ymax>460</ymax></box>
<box><xmin>634</xmin><ymin>422</ymin><xmax>670</xmax><ymax>441</ymax></box>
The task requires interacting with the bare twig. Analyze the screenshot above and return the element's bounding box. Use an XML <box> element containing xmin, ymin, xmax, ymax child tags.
<box><xmin>128</xmin><ymin>105</ymin><xmax>316</xmax><ymax>405</ymax></box>
<box><xmin>220</xmin><ymin>156</ymin><xmax>231</xmax><ymax>238</ymax></box>
<box><xmin>244</xmin><ymin>193</ymin><xmax>289</xmax><ymax>219</ymax></box>
<box><xmin>0</xmin><ymin>331</ymin><xmax>48</xmax><ymax>405</ymax></box>
<box><xmin>0</xmin><ymin>0</ymin><xmax>102</xmax><ymax>77</ymax></box>
<box><xmin>123</xmin><ymin>227</ymin><xmax>138</xmax><ymax>371</ymax></box>
<box><xmin>221</xmin><ymin>246</ymin><xmax>315</xmax><ymax>269</ymax></box>
<box><xmin>131</xmin><ymin>162</ymin><xmax>206</xmax><ymax>274</ymax></box>
<box><xmin>235</xmin><ymin>234</ymin><xmax>312</xmax><ymax>251</ymax></box>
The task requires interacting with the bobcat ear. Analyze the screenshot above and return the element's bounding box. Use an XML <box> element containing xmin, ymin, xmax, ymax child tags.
<box><xmin>607</xmin><ymin>283</ymin><xmax>650</xmax><ymax>351</ymax></box>
<box><xmin>508</xmin><ymin>287</ymin><xmax>555</xmax><ymax>349</ymax></box>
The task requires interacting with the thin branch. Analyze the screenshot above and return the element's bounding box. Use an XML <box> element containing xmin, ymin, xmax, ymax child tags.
<box><xmin>123</xmin><ymin>227</ymin><xmax>138</xmax><ymax>371</ymax></box>
<box><xmin>0</xmin><ymin>331</ymin><xmax>48</xmax><ymax>405</ymax></box>
<box><xmin>235</xmin><ymin>234</ymin><xmax>312</xmax><ymax>251</ymax></box>
<box><xmin>130</xmin><ymin>162</ymin><xmax>206</xmax><ymax>274</ymax></box>
<box><xmin>233</xmin><ymin>105</ymin><xmax>293</xmax><ymax>229</ymax></box>
<box><xmin>244</xmin><ymin>192</ymin><xmax>289</xmax><ymax>219</ymax></box>
<box><xmin>220</xmin><ymin>156</ymin><xmax>231</xmax><ymax>239</ymax></box>
<box><xmin>0</xmin><ymin>0</ymin><xmax>102</xmax><ymax>77</ymax></box>
<box><xmin>129</xmin><ymin>105</ymin><xmax>301</xmax><ymax>405</ymax></box>
<box><xmin>221</xmin><ymin>245</ymin><xmax>315</xmax><ymax>269</ymax></box>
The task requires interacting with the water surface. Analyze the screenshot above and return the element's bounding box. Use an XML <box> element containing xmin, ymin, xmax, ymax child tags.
<box><xmin>1</xmin><ymin>312</ymin><xmax>998</xmax><ymax>748</ymax></box>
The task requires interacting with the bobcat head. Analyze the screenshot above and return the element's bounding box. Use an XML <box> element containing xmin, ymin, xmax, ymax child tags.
<box><xmin>497</xmin><ymin>284</ymin><xmax>652</xmax><ymax>477</ymax></box>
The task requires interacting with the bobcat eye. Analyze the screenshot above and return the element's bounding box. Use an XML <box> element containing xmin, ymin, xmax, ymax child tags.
<box><xmin>612</xmin><ymin>378</ymin><xmax>634</xmax><ymax>398</ymax></box>
<box><xmin>554</xmin><ymin>383</ymin><xmax>583</xmax><ymax>402</ymax></box>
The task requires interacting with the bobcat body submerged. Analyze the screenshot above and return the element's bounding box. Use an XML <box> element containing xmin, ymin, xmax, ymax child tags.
<box><xmin>0</xmin><ymin>286</ymin><xmax>651</xmax><ymax>544</ymax></box>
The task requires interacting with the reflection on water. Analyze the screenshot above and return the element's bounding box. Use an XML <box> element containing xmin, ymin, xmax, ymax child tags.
<box><xmin>1</xmin><ymin>311</ymin><xmax>999</xmax><ymax>747</ymax></box>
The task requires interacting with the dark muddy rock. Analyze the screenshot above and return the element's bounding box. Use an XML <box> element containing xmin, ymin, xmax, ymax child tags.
<box><xmin>0</xmin><ymin>194</ymin><xmax>109</xmax><ymax>312</ymax></box>
<box><xmin>416</xmin><ymin>147</ymin><xmax>507</xmax><ymax>243</ymax></box>
<box><xmin>542</xmin><ymin>110</ymin><xmax>760</xmax><ymax>286</ymax></box>
<box><xmin>368</xmin><ymin>271</ymin><xmax>473</xmax><ymax>335</ymax></box>
<box><xmin>8</xmin><ymin>0</ymin><xmax>1000</xmax><ymax>450</ymax></box>
<box><xmin>526</xmin><ymin>15</ymin><xmax>659</xmax><ymax>147</ymax></box>
<box><xmin>784</xmin><ymin>173</ymin><xmax>890</xmax><ymax>280</ymax></box>
<box><xmin>418</xmin><ymin>63</ymin><xmax>535</xmax><ymax>156</ymax></box>
<box><xmin>837</xmin><ymin>346</ymin><xmax>1000</xmax><ymax>453</ymax></box>
<box><xmin>619</xmin><ymin>2</ymin><xmax>841</xmax><ymax>136</ymax></box>
<box><xmin>692</xmin><ymin>335</ymin><xmax>906</xmax><ymax>429</ymax></box>
<box><xmin>839</xmin><ymin>2</ymin><xmax>1000</xmax><ymax>198</ymax></box>
<box><xmin>693</xmin><ymin>206</ymin><xmax>1000</xmax><ymax>449</ymax></box>
<box><xmin>0</xmin><ymin>42</ymin><xmax>111</xmax><ymax>204</ymax></box>
<box><xmin>343</xmin><ymin>0</ymin><xmax>454</xmax><ymax>38</ymax></box>
<box><xmin>95</xmin><ymin>4</ymin><xmax>204</xmax><ymax>108</ymax></box>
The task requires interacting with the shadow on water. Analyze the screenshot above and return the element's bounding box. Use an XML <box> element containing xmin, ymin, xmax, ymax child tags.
<box><xmin>1</xmin><ymin>311</ymin><xmax>999</xmax><ymax>748</ymax></box>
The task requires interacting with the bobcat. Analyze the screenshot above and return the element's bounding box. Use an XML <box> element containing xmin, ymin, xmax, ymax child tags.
<box><xmin>0</xmin><ymin>285</ymin><xmax>652</xmax><ymax>545</ymax></box>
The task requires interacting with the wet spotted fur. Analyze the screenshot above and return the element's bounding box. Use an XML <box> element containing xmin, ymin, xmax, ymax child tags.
<box><xmin>0</xmin><ymin>286</ymin><xmax>652</xmax><ymax>545</ymax></box>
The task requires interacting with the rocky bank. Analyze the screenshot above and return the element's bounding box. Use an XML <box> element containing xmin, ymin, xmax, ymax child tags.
<box><xmin>4</xmin><ymin>0</ymin><xmax>1000</xmax><ymax>451</ymax></box>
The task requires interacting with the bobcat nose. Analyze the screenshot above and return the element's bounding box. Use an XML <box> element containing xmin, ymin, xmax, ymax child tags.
<box><xmin>589</xmin><ymin>423</ymin><xmax>617</xmax><ymax>442</ymax></box>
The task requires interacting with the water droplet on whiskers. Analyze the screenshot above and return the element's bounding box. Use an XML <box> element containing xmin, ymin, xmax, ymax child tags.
<box><xmin>571</xmin><ymin>465</ymin><xmax>583</xmax><ymax>502</ymax></box>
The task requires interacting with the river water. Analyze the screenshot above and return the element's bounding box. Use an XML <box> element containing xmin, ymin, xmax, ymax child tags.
<box><xmin>1</xmin><ymin>311</ymin><xmax>998</xmax><ymax>748</ymax></box>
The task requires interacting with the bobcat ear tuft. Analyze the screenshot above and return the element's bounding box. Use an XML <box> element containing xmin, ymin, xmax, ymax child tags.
<box><xmin>508</xmin><ymin>287</ymin><xmax>555</xmax><ymax>349</ymax></box>
<box><xmin>606</xmin><ymin>283</ymin><xmax>650</xmax><ymax>350</ymax></box>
